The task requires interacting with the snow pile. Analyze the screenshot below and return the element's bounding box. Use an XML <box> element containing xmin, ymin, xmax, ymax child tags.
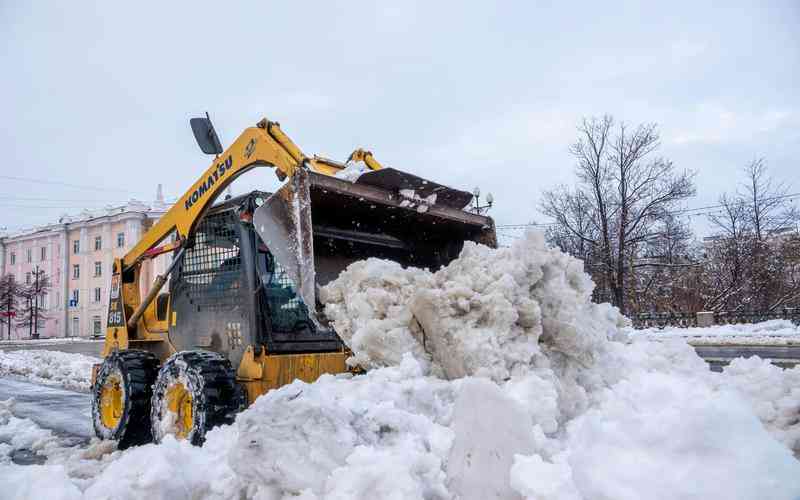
<box><xmin>334</xmin><ymin>161</ymin><xmax>370</xmax><ymax>182</ymax></box>
<box><xmin>321</xmin><ymin>232</ymin><xmax>625</xmax><ymax>382</ymax></box>
<box><xmin>630</xmin><ymin>319</ymin><xmax>800</xmax><ymax>345</ymax></box>
<box><xmin>12</xmin><ymin>350</ymin><xmax>799</xmax><ymax>499</ymax></box>
<box><xmin>0</xmin><ymin>350</ymin><xmax>99</xmax><ymax>392</ymax></box>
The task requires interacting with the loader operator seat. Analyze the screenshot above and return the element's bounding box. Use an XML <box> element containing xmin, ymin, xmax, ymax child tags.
<box><xmin>258</xmin><ymin>247</ymin><xmax>313</xmax><ymax>333</ymax></box>
<box><xmin>210</xmin><ymin>254</ymin><xmax>241</xmax><ymax>293</ymax></box>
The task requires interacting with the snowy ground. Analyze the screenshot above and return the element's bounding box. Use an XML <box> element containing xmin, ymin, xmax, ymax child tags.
<box><xmin>630</xmin><ymin>319</ymin><xmax>800</xmax><ymax>345</ymax></box>
<box><xmin>0</xmin><ymin>350</ymin><xmax>98</xmax><ymax>392</ymax></box>
<box><xmin>1</xmin><ymin>233</ymin><xmax>799</xmax><ymax>499</ymax></box>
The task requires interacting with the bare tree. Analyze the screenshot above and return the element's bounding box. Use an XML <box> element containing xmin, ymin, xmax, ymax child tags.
<box><xmin>702</xmin><ymin>160</ymin><xmax>799</xmax><ymax>312</ymax></box>
<box><xmin>542</xmin><ymin>115</ymin><xmax>695</xmax><ymax>315</ymax></box>
<box><xmin>0</xmin><ymin>274</ymin><xmax>21</xmax><ymax>340</ymax></box>
<box><xmin>16</xmin><ymin>268</ymin><xmax>51</xmax><ymax>339</ymax></box>
<box><xmin>742</xmin><ymin>158</ymin><xmax>797</xmax><ymax>241</ymax></box>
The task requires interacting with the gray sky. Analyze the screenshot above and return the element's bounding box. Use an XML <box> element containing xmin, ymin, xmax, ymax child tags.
<box><xmin>2</xmin><ymin>1</ymin><xmax>798</xmax><ymax>238</ymax></box>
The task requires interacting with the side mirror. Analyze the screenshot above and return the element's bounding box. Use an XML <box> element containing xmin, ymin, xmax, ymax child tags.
<box><xmin>190</xmin><ymin>113</ymin><xmax>223</xmax><ymax>155</ymax></box>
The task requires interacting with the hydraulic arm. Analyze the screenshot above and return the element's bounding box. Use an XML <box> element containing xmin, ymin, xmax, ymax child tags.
<box><xmin>104</xmin><ymin>118</ymin><xmax>381</xmax><ymax>354</ymax></box>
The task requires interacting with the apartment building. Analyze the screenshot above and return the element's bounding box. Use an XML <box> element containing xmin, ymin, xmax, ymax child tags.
<box><xmin>0</xmin><ymin>191</ymin><xmax>169</xmax><ymax>339</ymax></box>
<box><xmin>0</xmin><ymin>224</ymin><xmax>66</xmax><ymax>338</ymax></box>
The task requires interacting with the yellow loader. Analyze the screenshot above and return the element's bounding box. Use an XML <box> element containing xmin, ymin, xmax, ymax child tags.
<box><xmin>92</xmin><ymin>116</ymin><xmax>496</xmax><ymax>447</ymax></box>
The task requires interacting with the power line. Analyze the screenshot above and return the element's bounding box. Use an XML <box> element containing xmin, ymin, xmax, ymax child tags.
<box><xmin>0</xmin><ymin>195</ymin><xmax>131</xmax><ymax>203</ymax></box>
<box><xmin>497</xmin><ymin>191</ymin><xmax>800</xmax><ymax>229</ymax></box>
<box><xmin>0</xmin><ymin>175</ymin><xmax>137</xmax><ymax>193</ymax></box>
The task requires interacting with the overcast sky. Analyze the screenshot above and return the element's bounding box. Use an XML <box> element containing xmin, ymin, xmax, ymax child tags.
<box><xmin>2</xmin><ymin>1</ymin><xmax>798</xmax><ymax>239</ymax></box>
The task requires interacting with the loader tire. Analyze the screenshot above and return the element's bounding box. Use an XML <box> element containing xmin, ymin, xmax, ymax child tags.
<box><xmin>150</xmin><ymin>350</ymin><xmax>243</xmax><ymax>446</ymax></box>
<box><xmin>91</xmin><ymin>349</ymin><xmax>160</xmax><ymax>449</ymax></box>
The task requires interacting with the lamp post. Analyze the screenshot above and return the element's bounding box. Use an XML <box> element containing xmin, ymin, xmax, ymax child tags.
<box><xmin>470</xmin><ymin>187</ymin><xmax>494</xmax><ymax>215</ymax></box>
<box><xmin>33</xmin><ymin>265</ymin><xmax>39</xmax><ymax>339</ymax></box>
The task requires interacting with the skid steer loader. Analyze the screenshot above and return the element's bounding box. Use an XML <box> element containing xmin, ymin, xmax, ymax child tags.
<box><xmin>91</xmin><ymin>116</ymin><xmax>496</xmax><ymax>447</ymax></box>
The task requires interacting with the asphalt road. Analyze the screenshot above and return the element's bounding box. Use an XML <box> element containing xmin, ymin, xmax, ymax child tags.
<box><xmin>0</xmin><ymin>378</ymin><xmax>92</xmax><ymax>464</ymax></box>
<box><xmin>0</xmin><ymin>378</ymin><xmax>93</xmax><ymax>439</ymax></box>
<box><xmin>693</xmin><ymin>344</ymin><xmax>800</xmax><ymax>371</ymax></box>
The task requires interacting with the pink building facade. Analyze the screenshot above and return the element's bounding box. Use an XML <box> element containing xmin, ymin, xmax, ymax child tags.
<box><xmin>1</xmin><ymin>196</ymin><xmax>168</xmax><ymax>339</ymax></box>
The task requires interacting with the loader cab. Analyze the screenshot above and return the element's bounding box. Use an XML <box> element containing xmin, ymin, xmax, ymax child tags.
<box><xmin>167</xmin><ymin>191</ymin><xmax>342</xmax><ymax>369</ymax></box>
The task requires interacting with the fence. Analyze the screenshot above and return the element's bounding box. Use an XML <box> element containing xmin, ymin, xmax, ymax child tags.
<box><xmin>631</xmin><ymin>308</ymin><xmax>800</xmax><ymax>329</ymax></box>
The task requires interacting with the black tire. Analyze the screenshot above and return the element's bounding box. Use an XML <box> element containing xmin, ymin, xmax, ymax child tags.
<box><xmin>150</xmin><ymin>350</ymin><xmax>243</xmax><ymax>446</ymax></box>
<box><xmin>91</xmin><ymin>349</ymin><xmax>160</xmax><ymax>449</ymax></box>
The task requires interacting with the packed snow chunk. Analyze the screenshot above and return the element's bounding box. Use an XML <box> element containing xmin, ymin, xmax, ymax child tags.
<box><xmin>334</xmin><ymin>161</ymin><xmax>370</xmax><ymax>182</ymax></box>
<box><xmin>320</xmin><ymin>259</ymin><xmax>435</xmax><ymax>371</ymax></box>
<box><xmin>562</xmin><ymin>370</ymin><xmax>800</xmax><ymax>500</ymax></box>
<box><xmin>322</xmin><ymin>232</ymin><xmax>627</xmax><ymax>382</ymax></box>
<box><xmin>447</xmin><ymin>377</ymin><xmax>537</xmax><ymax>500</ymax></box>
<box><xmin>0</xmin><ymin>349</ymin><xmax>99</xmax><ymax>392</ymax></box>
<box><xmin>720</xmin><ymin>356</ymin><xmax>800</xmax><ymax>453</ymax></box>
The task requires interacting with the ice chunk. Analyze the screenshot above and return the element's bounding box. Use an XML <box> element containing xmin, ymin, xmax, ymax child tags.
<box><xmin>334</xmin><ymin>161</ymin><xmax>370</xmax><ymax>182</ymax></box>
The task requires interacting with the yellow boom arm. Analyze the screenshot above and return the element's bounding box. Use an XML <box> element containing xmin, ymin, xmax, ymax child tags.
<box><xmin>104</xmin><ymin>118</ymin><xmax>383</xmax><ymax>354</ymax></box>
<box><xmin>124</xmin><ymin>119</ymin><xmax>301</xmax><ymax>268</ymax></box>
<box><xmin>123</xmin><ymin>119</ymin><xmax>384</xmax><ymax>269</ymax></box>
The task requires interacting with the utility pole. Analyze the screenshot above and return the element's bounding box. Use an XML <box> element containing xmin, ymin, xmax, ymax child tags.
<box><xmin>5</xmin><ymin>292</ymin><xmax>10</xmax><ymax>341</ymax></box>
<box><xmin>33</xmin><ymin>265</ymin><xmax>39</xmax><ymax>339</ymax></box>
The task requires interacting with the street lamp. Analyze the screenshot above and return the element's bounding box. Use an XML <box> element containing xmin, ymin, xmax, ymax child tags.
<box><xmin>471</xmin><ymin>186</ymin><xmax>493</xmax><ymax>215</ymax></box>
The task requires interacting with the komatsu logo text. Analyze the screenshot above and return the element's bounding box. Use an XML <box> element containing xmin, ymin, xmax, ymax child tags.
<box><xmin>185</xmin><ymin>155</ymin><xmax>233</xmax><ymax>210</ymax></box>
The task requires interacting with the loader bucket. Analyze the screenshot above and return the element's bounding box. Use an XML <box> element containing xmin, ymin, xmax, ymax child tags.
<box><xmin>254</xmin><ymin>167</ymin><xmax>496</xmax><ymax>317</ymax></box>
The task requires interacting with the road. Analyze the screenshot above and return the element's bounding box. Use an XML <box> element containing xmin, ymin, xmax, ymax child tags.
<box><xmin>0</xmin><ymin>378</ymin><xmax>92</xmax><ymax>464</ymax></box>
<box><xmin>0</xmin><ymin>378</ymin><xmax>93</xmax><ymax>439</ymax></box>
<box><xmin>693</xmin><ymin>344</ymin><xmax>800</xmax><ymax>371</ymax></box>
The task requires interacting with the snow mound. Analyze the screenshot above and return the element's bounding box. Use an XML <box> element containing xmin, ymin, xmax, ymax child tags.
<box><xmin>14</xmin><ymin>352</ymin><xmax>800</xmax><ymax>499</ymax></box>
<box><xmin>321</xmin><ymin>232</ymin><xmax>627</xmax><ymax>382</ymax></box>
<box><xmin>0</xmin><ymin>350</ymin><xmax>99</xmax><ymax>392</ymax></box>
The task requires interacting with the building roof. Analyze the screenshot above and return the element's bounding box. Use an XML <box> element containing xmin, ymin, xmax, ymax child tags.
<box><xmin>1</xmin><ymin>198</ymin><xmax>170</xmax><ymax>242</ymax></box>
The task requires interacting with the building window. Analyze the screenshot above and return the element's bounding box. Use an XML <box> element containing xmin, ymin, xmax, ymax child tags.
<box><xmin>26</xmin><ymin>248</ymin><xmax>32</xmax><ymax>263</ymax></box>
<box><xmin>94</xmin><ymin>261</ymin><xmax>102</xmax><ymax>277</ymax></box>
<box><xmin>117</xmin><ymin>232</ymin><xmax>125</xmax><ymax>248</ymax></box>
<box><xmin>73</xmin><ymin>239</ymin><xmax>80</xmax><ymax>254</ymax></box>
<box><xmin>94</xmin><ymin>287</ymin><xmax>101</xmax><ymax>302</ymax></box>
<box><xmin>73</xmin><ymin>264</ymin><xmax>80</xmax><ymax>279</ymax></box>
<box><xmin>95</xmin><ymin>236</ymin><xmax>102</xmax><ymax>251</ymax></box>
<box><xmin>9</xmin><ymin>252</ymin><xmax>15</xmax><ymax>265</ymax></box>
<box><xmin>25</xmin><ymin>272</ymin><xmax>31</xmax><ymax>285</ymax></box>
<box><xmin>71</xmin><ymin>289</ymin><xmax>79</xmax><ymax>306</ymax></box>
<box><xmin>41</xmin><ymin>246</ymin><xmax>47</xmax><ymax>261</ymax></box>
<box><xmin>72</xmin><ymin>317</ymin><xmax>79</xmax><ymax>337</ymax></box>
<box><xmin>93</xmin><ymin>316</ymin><xmax>102</xmax><ymax>337</ymax></box>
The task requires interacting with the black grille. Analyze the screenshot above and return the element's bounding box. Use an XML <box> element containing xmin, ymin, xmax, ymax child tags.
<box><xmin>181</xmin><ymin>213</ymin><xmax>241</xmax><ymax>309</ymax></box>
